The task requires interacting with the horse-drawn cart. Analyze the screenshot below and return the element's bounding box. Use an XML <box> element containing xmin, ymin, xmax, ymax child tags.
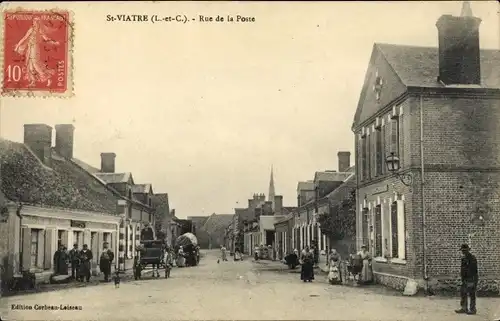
<box><xmin>133</xmin><ymin>239</ymin><xmax>168</xmax><ymax>280</ymax></box>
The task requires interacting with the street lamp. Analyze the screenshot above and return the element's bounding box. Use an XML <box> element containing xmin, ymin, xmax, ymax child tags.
<box><xmin>385</xmin><ymin>152</ymin><xmax>412</xmax><ymax>186</ymax></box>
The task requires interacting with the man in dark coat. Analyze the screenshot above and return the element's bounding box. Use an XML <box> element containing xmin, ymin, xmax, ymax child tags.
<box><xmin>68</xmin><ymin>243</ymin><xmax>80</xmax><ymax>280</ymax></box>
<box><xmin>99</xmin><ymin>242</ymin><xmax>114</xmax><ymax>282</ymax></box>
<box><xmin>53</xmin><ymin>244</ymin><xmax>69</xmax><ymax>275</ymax></box>
<box><xmin>455</xmin><ymin>244</ymin><xmax>478</xmax><ymax>315</ymax></box>
<box><xmin>79</xmin><ymin>244</ymin><xmax>93</xmax><ymax>282</ymax></box>
<box><xmin>141</xmin><ymin>223</ymin><xmax>155</xmax><ymax>241</ymax></box>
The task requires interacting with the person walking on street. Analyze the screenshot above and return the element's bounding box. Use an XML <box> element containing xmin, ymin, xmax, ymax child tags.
<box><xmin>455</xmin><ymin>244</ymin><xmax>478</xmax><ymax>315</ymax></box>
<box><xmin>68</xmin><ymin>244</ymin><xmax>80</xmax><ymax>280</ymax></box>
<box><xmin>99</xmin><ymin>242</ymin><xmax>114</xmax><ymax>282</ymax></box>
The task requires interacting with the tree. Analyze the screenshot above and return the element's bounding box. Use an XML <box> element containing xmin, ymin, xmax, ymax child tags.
<box><xmin>318</xmin><ymin>189</ymin><xmax>356</xmax><ymax>241</ymax></box>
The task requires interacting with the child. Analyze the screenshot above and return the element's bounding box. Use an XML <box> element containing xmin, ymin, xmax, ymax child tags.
<box><xmin>113</xmin><ymin>270</ymin><xmax>121</xmax><ymax>288</ymax></box>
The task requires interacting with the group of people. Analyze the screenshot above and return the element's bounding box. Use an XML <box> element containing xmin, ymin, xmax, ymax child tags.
<box><xmin>52</xmin><ymin>242</ymin><xmax>114</xmax><ymax>283</ymax></box>
<box><xmin>175</xmin><ymin>245</ymin><xmax>200</xmax><ymax>267</ymax></box>
<box><xmin>282</xmin><ymin>245</ymin><xmax>374</xmax><ymax>284</ymax></box>
<box><xmin>219</xmin><ymin>246</ymin><xmax>242</xmax><ymax>262</ymax></box>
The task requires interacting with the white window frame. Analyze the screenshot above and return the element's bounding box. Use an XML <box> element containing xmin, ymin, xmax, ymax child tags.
<box><xmin>391</xmin><ymin>200</ymin><xmax>407</xmax><ymax>264</ymax></box>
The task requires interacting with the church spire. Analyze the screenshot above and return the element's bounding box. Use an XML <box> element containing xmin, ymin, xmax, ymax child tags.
<box><xmin>268</xmin><ymin>165</ymin><xmax>276</xmax><ymax>209</ymax></box>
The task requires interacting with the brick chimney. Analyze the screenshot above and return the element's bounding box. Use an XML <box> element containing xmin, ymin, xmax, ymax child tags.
<box><xmin>24</xmin><ymin>124</ymin><xmax>52</xmax><ymax>167</ymax></box>
<box><xmin>100</xmin><ymin>152</ymin><xmax>116</xmax><ymax>173</ymax></box>
<box><xmin>54</xmin><ymin>124</ymin><xmax>75</xmax><ymax>159</ymax></box>
<box><xmin>338</xmin><ymin>151</ymin><xmax>351</xmax><ymax>172</ymax></box>
<box><xmin>274</xmin><ymin>195</ymin><xmax>283</xmax><ymax>215</ymax></box>
<box><xmin>436</xmin><ymin>2</ymin><xmax>481</xmax><ymax>85</ymax></box>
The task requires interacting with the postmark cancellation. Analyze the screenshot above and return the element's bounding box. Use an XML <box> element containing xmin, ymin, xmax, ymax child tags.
<box><xmin>1</xmin><ymin>8</ymin><xmax>74</xmax><ymax>98</ymax></box>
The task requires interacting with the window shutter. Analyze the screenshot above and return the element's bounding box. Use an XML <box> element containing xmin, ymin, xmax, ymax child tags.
<box><xmin>43</xmin><ymin>229</ymin><xmax>52</xmax><ymax>270</ymax></box>
<box><xmin>97</xmin><ymin>232</ymin><xmax>103</xmax><ymax>264</ymax></box>
<box><xmin>391</xmin><ymin>118</ymin><xmax>399</xmax><ymax>155</ymax></box>
<box><xmin>397</xmin><ymin>201</ymin><xmax>406</xmax><ymax>260</ymax></box>
<box><xmin>61</xmin><ymin>230</ymin><xmax>68</xmax><ymax>248</ymax></box>
<box><xmin>21</xmin><ymin>227</ymin><xmax>31</xmax><ymax>271</ymax></box>
<box><xmin>374</xmin><ymin>206</ymin><xmax>382</xmax><ymax>257</ymax></box>
<box><xmin>391</xmin><ymin>203</ymin><xmax>399</xmax><ymax>258</ymax></box>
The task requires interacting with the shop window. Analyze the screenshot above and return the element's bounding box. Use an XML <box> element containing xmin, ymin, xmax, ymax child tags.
<box><xmin>31</xmin><ymin>229</ymin><xmax>41</xmax><ymax>268</ymax></box>
<box><xmin>58</xmin><ymin>230</ymin><xmax>64</xmax><ymax>247</ymax></box>
<box><xmin>73</xmin><ymin>231</ymin><xmax>83</xmax><ymax>249</ymax></box>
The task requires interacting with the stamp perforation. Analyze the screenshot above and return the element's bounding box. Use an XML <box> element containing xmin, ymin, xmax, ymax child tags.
<box><xmin>0</xmin><ymin>5</ymin><xmax>75</xmax><ymax>98</ymax></box>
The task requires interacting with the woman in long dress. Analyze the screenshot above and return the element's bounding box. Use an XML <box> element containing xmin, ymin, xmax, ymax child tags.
<box><xmin>328</xmin><ymin>248</ymin><xmax>342</xmax><ymax>284</ymax></box>
<box><xmin>358</xmin><ymin>245</ymin><xmax>373</xmax><ymax>284</ymax></box>
<box><xmin>176</xmin><ymin>246</ymin><xmax>186</xmax><ymax>267</ymax></box>
<box><xmin>300</xmin><ymin>246</ymin><xmax>315</xmax><ymax>282</ymax></box>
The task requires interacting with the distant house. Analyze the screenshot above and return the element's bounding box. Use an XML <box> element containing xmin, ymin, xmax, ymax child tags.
<box><xmin>74</xmin><ymin>152</ymin><xmax>155</xmax><ymax>264</ymax></box>
<box><xmin>151</xmin><ymin>193</ymin><xmax>171</xmax><ymax>245</ymax></box>
<box><xmin>202</xmin><ymin>213</ymin><xmax>233</xmax><ymax>249</ymax></box>
<box><xmin>0</xmin><ymin>124</ymin><xmax>124</xmax><ymax>285</ymax></box>
<box><xmin>293</xmin><ymin>152</ymin><xmax>353</xmax><ymax>255</ymax></box>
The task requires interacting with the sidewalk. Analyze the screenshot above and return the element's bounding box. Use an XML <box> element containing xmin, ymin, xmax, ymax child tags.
<box><xmin>4</xmin><ymin>263</ymin><xmax>155</xmax><ymax>297</ymax></box>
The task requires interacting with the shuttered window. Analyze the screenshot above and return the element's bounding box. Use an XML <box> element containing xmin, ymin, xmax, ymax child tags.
<box><xmin>375</xmin><ymin>128</ymin><xmax>383</xmax><ymax>176</ymax></box>
<box><xmin>361</xmin><ymin>137</ymin><xmax>368</xmax><ymax>180</ymax></box>
<box><xmin>391</xmin><ymin>202</ymin><xmax>399</xmax><ymax>258</ymax></box>
<box><xmin>374</xmin><ymin>206</ymin><xmax>382</xmax><ymax>257</ymax></box>
<box><xmin>30</xmin><ymin>229</ymin><xmax>40</xmax><ymax>269</ymax></box>
<box><xmin>362</xmin><ymin>208</ymin><xmax>369</xmax><ymax>247</ymax></box>
<box><xmin>391</xmin><ymin>117</ymin><xmax>400</xmax><ymax>156</ymax></box>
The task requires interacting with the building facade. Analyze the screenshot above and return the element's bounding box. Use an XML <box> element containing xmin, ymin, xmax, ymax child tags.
<box><xmin>0</xmin><ymin>124</ymin><xmax>124</xmax><ymax>286</ymax></box>
<box><xmin>75</xmin><ymin>152</ymin><xmax>156</xmax><ymax>267</ymax></box>
<box><xmin>352</xmin><ymin>3</ymin><xmax>500</xmax><ymax>293</ymax></box>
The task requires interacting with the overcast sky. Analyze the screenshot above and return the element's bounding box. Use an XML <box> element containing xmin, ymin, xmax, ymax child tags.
<box><xmin>1</xmin><ymin>1</ymin><xmax>498</xmax><ymax>218</ymax></box>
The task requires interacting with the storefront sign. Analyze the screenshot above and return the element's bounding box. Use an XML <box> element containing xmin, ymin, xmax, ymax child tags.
<box><xmin>372</xmin><ymin>185</ymin><xmax>389</xmax><ymax>195</ymax></box>
<box><xmin>71</xmin><ymin>220</ymin><xmax>86</xmax><ymax>228</ymax></box>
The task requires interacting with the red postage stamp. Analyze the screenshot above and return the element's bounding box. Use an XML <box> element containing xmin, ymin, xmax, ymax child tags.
<box><xmin>2</xmin><ymin>9</ymin><xmax>73</xmax><ymax>97</ymax></box>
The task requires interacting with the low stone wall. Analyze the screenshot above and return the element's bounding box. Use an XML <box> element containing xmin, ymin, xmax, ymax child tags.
<box><xmin>374</xmin><ymin>271</ymin><xmax>500</xmax><ymax>297</ymax></box>
<box><xmin>428</xmin><ymin>278</ymin><xmax>500</xmax><ymax>297</ymax></box>
<box><xmin>374</xmin><ymin>272</ymin><xmax>409</xmax><ymax>292</ymax></box>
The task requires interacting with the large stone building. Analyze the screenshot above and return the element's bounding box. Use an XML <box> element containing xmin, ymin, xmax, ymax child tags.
<box><xmin>352</xmin><ymin>3</ymin><xmax>500</xmax><ymax>294</ymax></box>
<box><xmin>0</xmin><ymin>124</ymin><xmax>124</xmax><ymax>286</ymax></box>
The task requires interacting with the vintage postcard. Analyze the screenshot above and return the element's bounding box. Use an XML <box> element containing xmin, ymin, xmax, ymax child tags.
<box><xmin>0</xmin><ymin>1</ymin><xmax>499</xmax><ymax>321</ymax></box>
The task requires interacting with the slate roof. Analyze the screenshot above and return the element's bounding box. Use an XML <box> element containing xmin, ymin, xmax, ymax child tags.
<box><xmin>94</xmin><ymin>172</ymin><xmax>132</xmax><ymax>184</ymax></box>
<box><xmin>376</xmin><ymin>43</ymin><xmax>500</xmax><ymax>89</ymax></box>
<box><xmin>275</xmin><ymin>213</ymin><xmax>293</xmax><ymax>225</ymax></box>
<box><xmin>326</xmin><ymin>174</ymin><xmax>357</xmax><ymax>205</ymax></box>
<box><xmin>314</xmin><ymin>171</ymin><xmax>352</xmax><ymax>183</ymax></box>
<box><xmin>297</xmin><ymin>181</ymin><xmax>314</xmax><ymax>192</ymax></box>
<box><xmin>0</xmin><ymin>139</ymin><xmax>119</xmax><ymax>214</ymax></box>
<box><xmin>202</xmin><ymin>214</ymin><xmax>234</xmax><ymax>234</ymax></box>
<box><xmin>132</xmin><ymin>184</ymin><xmax>152</xmax><ymax>194</ymax></box>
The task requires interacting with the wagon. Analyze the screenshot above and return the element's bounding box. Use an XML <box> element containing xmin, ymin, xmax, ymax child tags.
<box><xmin>133</xmin><ymin>240</ymin><xmax>169</xmax><ymax>280</ymax></box>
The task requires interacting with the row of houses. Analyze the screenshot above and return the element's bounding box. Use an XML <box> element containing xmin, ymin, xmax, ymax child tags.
<box><xmin>222</xmin><ymin>154</ymin><xmax>354</xmax><ymax>262</ymax></box>
<box><xmin>0</xmin><ymin>123</ymin><xmax>176</xmax><ymax>285</ymax></box>
<box><xmin>223</xmin><ymin>4</ymin><xmax>500</xmax><ymax>294</ymax></box>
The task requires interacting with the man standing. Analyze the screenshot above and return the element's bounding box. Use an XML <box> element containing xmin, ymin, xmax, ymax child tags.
<box><xmin>53</xmin><ymin>244</ymin><xmax>69</xmax><ymax>275</ymax></box>
<box><xmin>455</xmin><ymin>244</ymin><xmax>478</xmax><ymax>315</ymax></box>
<box><xmin>79</xmin><ymin>244</ymin><xmax>93</xmax><ymax>282</ymax></box>
<box><xmin>99</xmin><ymin>242</ymin><xmax>114</xmax><ymax>282</ymax></box>
<box><xmin>68</xmin><ymin>244</ymin><xmax>80</xmax><ymax>280</ymax></box>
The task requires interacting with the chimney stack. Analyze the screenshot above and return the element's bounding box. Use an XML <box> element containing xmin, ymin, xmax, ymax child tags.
<box><xmin>274</xmin><ymin>195</ymin><xmax>283</xmax><ymax>215</ymax></box>
<box><xmin>24</xmin><ymin>124</ymin><xmax>52</xmax><ymax>167</ymax></box>
<box><xmin>100</xmin><ymin>152</ymin><xmax>116</xmax><ymax>173</ymax></box>
<box><xmin>436</xmin><ymin>2</ymin><xmax>482</xmax><ymax>85</ymax></box>
<box><xmin>54</xmin><ymin>124</ymin><xmax>75</xmax><ymax>159</ymax></box>
<box><xmin>338</xmin><ymin>151</ymin><xmax>351</xmax><ymax>172</ymax></box>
